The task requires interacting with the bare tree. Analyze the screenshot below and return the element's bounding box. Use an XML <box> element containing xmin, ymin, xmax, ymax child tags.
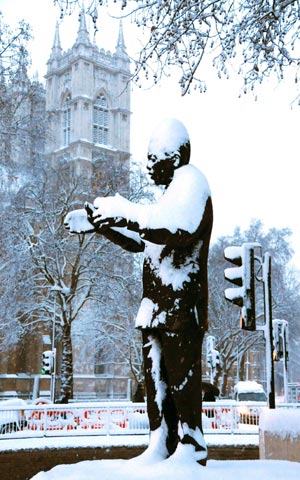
<box><xmin>80</xmin><ymin>162</ymin><xmax>153</xmax><ymax>398</ymax></box>
<box><xmin>1</xmin><ymin>168</ymin><xmax>128</xmax><ymax>400</ymax></box>
<box><xmin>54</xmin><ymin>0</ymin><xmax>300</xmax><ymax>96</ymax></box>
<box><xmin>0</xmin><ymin>12</ymin><xmax>31</xmax><ymax>75</ymax></box>
<box><xmin>0</xmin><ymin>11</ymin><xmax>145</xmax><ymax>399</ymax></box>
<box><xmin>0</xmin><ymin>13</ymin><xmax>47</xmax><ymax>359</ymax></box>
<box><xmin>0</xmin><ymin>13</ymin><xmax>38</xmax><ymax>165</ymax></box>
<box><xmin>0</xmin><ymin>12</ymin><xmax>46</xmax><ymax>216</ymax></box>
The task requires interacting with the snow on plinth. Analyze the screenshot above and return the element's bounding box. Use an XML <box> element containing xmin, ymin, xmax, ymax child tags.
<box><xmin>30</xmin><ymin>457</ymin><xmax>300</xmax><ymax>480</ymax></box>
<box><xmin>259</xmin><ymin>408</ymin><xmax>300</xmax><ymax>461</ymax></box>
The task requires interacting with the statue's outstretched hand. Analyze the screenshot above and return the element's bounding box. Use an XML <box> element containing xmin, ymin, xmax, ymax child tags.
<box><xmin>84</xmin><ymin>201</ymin><xmax>111</xmax><ymax>230</ymax></box>
<box><xmin>89</xmin><ymin>196</ymin><xmax>127</xmax><ymax>229</ymax></box>
<box><xmin>85</xmin><ymin>201</ymin><xmax>96</xmax><ymax>223</ymax></box>
<box><xmin>64</xmin><ymin>209</ymin><xmax>95</xmax><ymax>234</ymax></box>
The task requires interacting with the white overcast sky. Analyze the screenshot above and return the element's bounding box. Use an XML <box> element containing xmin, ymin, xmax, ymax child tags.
<box><xmin>1</xmin><ymin>0</ymin><xmax>300</xmax><ymax>267</ymax></box>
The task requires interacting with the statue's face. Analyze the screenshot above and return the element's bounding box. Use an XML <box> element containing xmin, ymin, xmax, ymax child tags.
<box><xmin>146</xmin><ymin>152</ymin><xmax>180</xmax><ymax>186</ymax></box>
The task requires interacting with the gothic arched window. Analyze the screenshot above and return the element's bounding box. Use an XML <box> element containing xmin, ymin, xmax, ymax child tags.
<box><xmin>93</xmin><ymin>95</ymin><xmax>109</xmax><ymax>145</ymax></box>
<box><xmin>63</xmin><ymin>94</ymin><xmax>71</xmax><ymax>146</ymax></box>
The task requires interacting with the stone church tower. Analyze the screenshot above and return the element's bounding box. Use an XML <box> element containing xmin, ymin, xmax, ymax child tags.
<box><xmin>45</xmin><ymin>14</ymin><xmax>133</xmax><ymax>399</ymax></box>
<box><xmin>45</xmin><ymin>12</ymin><xmax>131</xmax><ymax>195</ymax></box>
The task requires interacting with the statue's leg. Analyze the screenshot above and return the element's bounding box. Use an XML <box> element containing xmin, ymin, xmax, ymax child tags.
<box><xmin>129</xmin><ymin>329</ymin><xmax>178</xmax><ymax>464</ymax></box>
<box><xmin>161</xmin><ymin>327</ymin><xmax>208</xmax><ymax>466</ymax></box>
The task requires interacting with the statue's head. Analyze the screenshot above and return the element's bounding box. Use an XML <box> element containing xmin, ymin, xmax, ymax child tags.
<box><xmin>147</xmin><ymin>118</ymin><xmax>191</xmax><ymax>186</ymax></box>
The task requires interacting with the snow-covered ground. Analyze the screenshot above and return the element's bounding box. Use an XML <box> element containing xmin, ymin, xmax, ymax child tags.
<box><xmin>1</xmin><ymin>433</ymin><xmax>299</xmax><ymax>480</ymax></box>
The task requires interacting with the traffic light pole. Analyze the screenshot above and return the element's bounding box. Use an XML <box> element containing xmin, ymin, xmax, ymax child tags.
<box><xmin>50</xmin><ymin>296</ymin><xmax>56</xmax><ymax>403</ymax></box>
<box><xmin>283</xmin><ymin>337</ymin><xmax>288</xmax><ymax>403</ymax></box>
<box><xmin>257</xmin><ymin>253</ymin><xmax>276</xmax><ymax>409</ymax></box>
<box><xmin>50</xmin><ymin>348</ymin><xmax>56</xmax><ymax>403</ymax></box>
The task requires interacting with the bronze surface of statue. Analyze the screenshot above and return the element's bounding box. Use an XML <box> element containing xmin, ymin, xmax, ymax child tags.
<box><xmin>64</xmin><ymin>118</ymin><xmax>213</xmax><ymax>466</ymax></box>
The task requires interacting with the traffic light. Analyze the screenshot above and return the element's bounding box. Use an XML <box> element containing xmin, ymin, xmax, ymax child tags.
<box><xmin>206</xmin><ymin>335</ymin><xmax>215</xmax><ymax>367</ymax></box>
<box><xmin>273</xmin><ymin>319</ymin><xmax>289</xmax><ymax>362</ymax></box>
<box><xmin>224</xmin><ymin>243</ymin><xmax>259</xmax><ymax>331</ymax></box>
<box><xmin>211</xmin><ymin>349</ymin><xmax>220</xmax><ymax>369</ymax></box>
<box><xmin>206</xmin><ymin>335</ymin><xmax>215</xmax><ymax>353</ymax></box>
<box><xmin>207</xmin><ymin>349</ymin><xmax>220</xmax><ymax>368</ymax></box>
<box><xmin>206</xmin><ymin>334</ymin><xmax>220</xmax><ymax>370</ymax></box>
<box><xmin>41</xmin><ymin>350</ymin><xmax>54</xmax><ymax>375</ymax></box>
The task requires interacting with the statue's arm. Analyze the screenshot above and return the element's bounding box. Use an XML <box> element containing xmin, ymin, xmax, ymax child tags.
<box><xmin>99</xmin><ymin>226</ymin><xmax>145</xmax><ymax>253</ymax></box>
<box><xmin>64</xmin><ymin>206</ymin><xmax>144</xmax><ymax>253</ymax></box>
<box><xmin>91</xmin><ymin>196</ymin><xmax>213</xmax><ymax>248</ymax></box>
<box><xmin>85</xmin><ymin>172</ymin><xmax>213</xmax><ymax>248</ymax></box>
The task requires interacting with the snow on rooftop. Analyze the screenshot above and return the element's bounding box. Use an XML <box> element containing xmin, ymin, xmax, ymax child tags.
<box><xmin>234</xmin><ymin>381</ymin><xmax>264</xmax><ymax>393</ymax></box>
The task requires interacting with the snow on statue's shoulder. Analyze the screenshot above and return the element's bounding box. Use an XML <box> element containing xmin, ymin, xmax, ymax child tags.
<box><xmin>132</xmin><ymin>164</ymin><xmax>210</xmax><ymax>234</ymax></box>
<box><xmin>162</xmin><ymin>164</ymin><xmax>210</xmax><ymax>232</ymax></box>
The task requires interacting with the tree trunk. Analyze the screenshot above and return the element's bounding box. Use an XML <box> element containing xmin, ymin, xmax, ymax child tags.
<box><xmin>221</xmin><ymin>371</ymin><xmax>229</xmax><ymax>397</ymax></box>
<box><xmin>238</xmin><ymin>354</ymin><xmax>246</xmax><ymax>381</ymax></box>
<box><xmin>59</xmin><ymin>322</ymin><xmax>73</xmax><ymax>402</ymax></box>
<box><xmin>132</xmin><ymin>382</ymin><xmax>146</xmax><ymax>402</ymax></box>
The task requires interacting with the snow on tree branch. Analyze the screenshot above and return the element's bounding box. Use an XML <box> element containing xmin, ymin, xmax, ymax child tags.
<box><xmin>55</xmin><ymin>0</ymin><xmax>300</xmax><ymax>97</ymax></box>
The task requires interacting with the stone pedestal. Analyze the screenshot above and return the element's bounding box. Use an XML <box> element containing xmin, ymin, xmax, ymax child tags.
<box><xmin>259</xmin><ymin>408</ymin><xmax>300</xmax><ymax>462</ymax></box>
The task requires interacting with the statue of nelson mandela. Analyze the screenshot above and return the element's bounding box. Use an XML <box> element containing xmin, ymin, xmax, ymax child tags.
<box><xmin>64</xmin><ymin>118</ymin><xmax>213</xmax><ymax>466</ymax></box>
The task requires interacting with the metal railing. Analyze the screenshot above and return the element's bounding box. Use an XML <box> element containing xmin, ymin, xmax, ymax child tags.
<box><xmin>0</xmin><ymin>401</ymin><xmax>298</xmax><ymax>439</ymax></box>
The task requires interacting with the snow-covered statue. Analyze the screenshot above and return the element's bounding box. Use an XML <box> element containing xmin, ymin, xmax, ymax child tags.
<box><xmin>64</xmin><ymin>118</ymin><xmax>213</xmax><ymax>467</ymax></box>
